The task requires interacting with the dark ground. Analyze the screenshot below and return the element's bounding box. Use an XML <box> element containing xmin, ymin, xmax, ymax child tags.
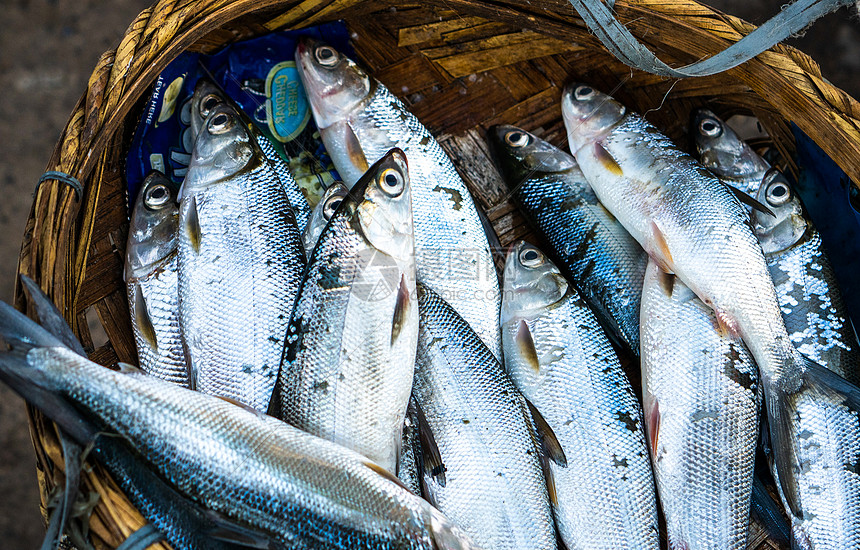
<box><xmin>0</xmin><ymin>0</ymin><xmax>857</xmax><ymax>547</ymax></box>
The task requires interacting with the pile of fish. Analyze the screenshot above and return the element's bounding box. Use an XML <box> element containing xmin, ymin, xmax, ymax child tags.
<box><xmin>3</xmin><ymin>36</ymin><xmax>860</xmax><ymax>550</ymax></box>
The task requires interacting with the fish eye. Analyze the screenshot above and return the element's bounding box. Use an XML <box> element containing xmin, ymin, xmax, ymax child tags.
<box><xmin>315</xmin><ymin>46</ymin><xmax>338</xmax><ymax>67</ymax></box>
<box><xmin>379</xmin><ymin>168</ymin><xmax>405</xmax><ymax>197</ymax></box>
<box><xmin>765</xmin><ymin>179</ymin><xmax>791</xmax><ymax>206</ymax></box>
<box><xmin>574</xmin><ymin>85</ymin><xmax>595</xmax><ymax>101</ymax></box>
<box><xmin>518</xmin><ymin>246</ymin><xmax>543</xmax><ymax>268</ymax></box>
<box><xmin>698</xmin><ymin>118</ymin><xmax>722</xmax><ymax>138</ymax></box>
<box><xmin>208</xmin><ymin>112</ymin><xmax>234</xmax><ymax>134</ymax></box>
<box><xmin>199</xmin><ymin>94</ymin><xmax>221</xmax><ymax>118</ymax></box>
<box><xmin>323</xmin><ymin>196</ymin><xmax>343</xmax><ymax>220</ymax></box>
<box><xmin>504</xmin><ymin>131</ymin><xmax>530</xmax><ymax>148</ymax></box>
<box><xmin>144</xmin><ymin>183</ymin><xmax>171</xmax><ymax>209</ymax></box>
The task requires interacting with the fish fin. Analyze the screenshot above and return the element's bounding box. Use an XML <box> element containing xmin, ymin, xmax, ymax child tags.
<box><xmin>362</xmin><ymin>459</ymin><xmax>413</xmax><ymax>492</ymax></box>
<box><xmin>765</xmin><ymin>381</ymin><xmax>802</xmax><ymax>518</ymax></box>
<box><xmin>216</xmin><ymin>396</ymin><xmax>267</xmax><ymax>419</ymax></box>
<box><xmin>540</xmin><ymin>450</ymin><xmax>559</xmax><ymax>508</ymax></box>
<box><xmin>133</xmin><ymin>284</ymin><xmax>158</xmax><ymax>352</ymax></box>
<box><xmin>751</xmin><ymin>473</ymin><xmax>792</xmax><ymax>546</ymax></box>
<box><xmin>656</xmin><ymin>268</ymin><xmax>675</xmax><ymax>298</ymax></box>
<box><xmin>802</xmin><ymin>355</ymin><xmax>860</xmax><ymax>410</ymax></box>
<box><xmin>413</xmin><ymin>397</ymin><xmax>447</xmax><ymax>487</ymax></box>
<box><xmin>525</xmin><ymin>399</ymin><xmax>567</xmax><ymax>467</ymax></box>
<box><xmin>594</xmin><ymin>142</ymin><xmax>623</xmax><ymax>175</ymax></box>
<box><xmin>645</xmin><ymin>397</ymin><xmax>660</xmax><ymax>455</ymax></box>
<box><xmin>20</xmin><ymin>274</ymin><xmax>86</xmax><ymax>357</ymax></box>
<box><xmin>516</xmin><ymin>321</ymin><xmax>541</xmax><ymax>374</ymax></box>
<box><xmin>728</xmin><ymin>185</ymin><xmax>776</xmax><ymax>218</ymax></box>
<box><xmin>116</xmin><ymin>362</ymin><xmax>144</xmax><ymax>374</ymax></box>
<box><xmin>713</xmin><ymin>309</ymin><xmax>741</xmax><ymax>338</ymax></box>
<box><xmin>185</xmin><ymin>195</ymin><xmax>202</xmax><ymax>253</ymax></box>
<box><xmin>204</xmin><ymin>509</ymin><xmax>281</xmax><ymax>549</ymax></box>
<box><xmin>0</xmin><ymin>300</ymin><xmax>65</xmax><ymax>350</ymax></box>
<box><xmin>345</xmin><ymin>123</ymin><xmax>369</xmax><ymax>174</ymax></box>
<box><xmin>391</xmin><ymin>274</ymin><xmax>411</xmax><ymax>346</ymax></box>
<box><xmin>648</xmin><ymin>221</ymin><xmax>674</xmax><ymax>274</ymax></box>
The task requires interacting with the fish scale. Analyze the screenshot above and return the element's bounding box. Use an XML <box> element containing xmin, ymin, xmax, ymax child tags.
<box><xmin>640</xmin><ymin>260</ymin><xmax>760</xmax><ymax>550</ymax></box>
<box><xmin>257</xmin><ymin>130</ymin><xmax>312</xmax><ymax>232</ymax></box>
<box><xmin>413</xmin><ymin>283</ymin><xmax>556</xmax><ymax>550</ymax></box>
<box><xmin>501</xmin><ymin>242</ymin><xmax>657</xmax><ymax>550</ymax></box>
<box><xmin>178</xmin><ymin>102</ymin><xmax>304</xmax><ymax>412</ymax></box>
<box><xmin>785</xmin><ymin>388</ymin><xmax>860</xmax><ymax>549</ymax></box>
<box><xmin>296</xmin><ymin>40</ymin><xmax>501</xmax><ymax>359</ymax></box>
<box><xmin>768</xmin><ymin>229</ymin><xmax>860</xmax><ymax>383</ymax></box>
<box><xmin>126</xmin><ymin>254</ymin><xmax>188</xmax><ymax>386</ymax></box>
<box><xmin>488</xmin><ymin>126</ymin><xmax>645</xmax><ymax>353</ymax></box>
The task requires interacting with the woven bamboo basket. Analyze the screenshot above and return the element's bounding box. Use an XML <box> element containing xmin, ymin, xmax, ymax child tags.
<box><xmin>16</xmin><ymin>0</ymin><xmax>860</xmax><ymax>547</ymax></box>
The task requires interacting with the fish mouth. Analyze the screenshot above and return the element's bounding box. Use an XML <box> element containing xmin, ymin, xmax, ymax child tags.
<box><xmin>296</xmin><ymin>37</ymin><xmax>308</xmax><ymax>57</ymax></box>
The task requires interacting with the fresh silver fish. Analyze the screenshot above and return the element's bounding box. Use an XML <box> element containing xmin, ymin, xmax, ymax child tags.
<box><xmin>501</xmin><ymin>241</ymin><xmax>658</xmax><ymax>550</ymax></box>
<box><xmin>178</xmin><ymin>102</ymin><xmax>304</xmax><ymax>411</ymax></box>
<box><xmin>190</xmin><ymin>78</ymin><xmax>313</xmax><ymax>233</ymax></box>
<box><xmin>640</xmin><ymin>259</ymin><xmax>760</xmax><ymax>550</ymax></box>
<box><xmin>0</xmin><ymin>302</ymin><xmax>480</xmax><ymax>550</ymax></box>
<box><xmin>124</xmin><ymin>171</ymin><xmax>189</xmax><ymax>387</ymax></box>
<box><xmin>302</xmin><ymin>180</ymin><xmax>348</xmax><ymax>257</ymax></box>
<box><xmin>691</xmin><ymin>109</ymin><xmax>770</xmax><ymax>195</ymax></box>
<box><xmin>755</xmin><ymin>171</ymin><xmax>859</xmax><ymax>382</ymax></box>
<box><xmin>278</xmin><ymin>149</ymin><xmax>417</xmax><ymax>474</ymax></box>
<box><xmin>413</xmin><ymin>283</ymin><xmax>556</xmax><ymax>550</ymax></box>
<box><xmin>488</xmin><ymin>125</ymin><xmax>645</xmax><ymax>354</ymax></box>
<box><xmin>693</xmin><ymin>109</ymin><xmax>860</xmax><ymax>382</ymax></box>
<box><xmin>562</xmin><ymin>84</ymin><xmax>860</xmax><ymax>550</ymax></box>
<box><xmin>296</xmin><ymin>39</ymin><xmax>502</xmax><ymax>359</ymax></box>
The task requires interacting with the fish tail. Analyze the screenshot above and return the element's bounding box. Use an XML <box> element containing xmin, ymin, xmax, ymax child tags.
<box><xmin>764</xmin><ymin>353</ymin><xmax>860</xmax><ymax>524</ymax></box>
<box><xmin>19</xmin><ymin>274</ymin><xmax>86</xmax><ymax>356</ymax></box>
<box><xmin>0</xmin><ymin>290</ymin><xmax>98</xmax><ymax>444</ymax></box>
<box><xmin>0</xmin><ymin>298</ymin><xmax>64</xmax><ymax>352</ymax></box>
<box><xmin>750</xmin><ymin>473</ymin><xmax>792</xmax><ymax>546</ymax></box>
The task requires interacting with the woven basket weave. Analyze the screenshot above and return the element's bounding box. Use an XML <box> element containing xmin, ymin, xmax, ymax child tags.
<box><xmin>17</xmin><ymin>0</ymin><xmax>860</xmax><ymax>547</ymax></box>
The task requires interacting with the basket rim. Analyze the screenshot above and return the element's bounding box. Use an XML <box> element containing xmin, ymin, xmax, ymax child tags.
<box><xmin>17</xmin><ymin>0</ymin><xmax>859</xmax><ymax>547</ymax></box>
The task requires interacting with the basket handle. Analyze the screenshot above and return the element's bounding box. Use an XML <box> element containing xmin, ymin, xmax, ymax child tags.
<box><xmin>570</xmin><ymin>0</ymin><xmax>853</xmax><ymax>77</ymax></box>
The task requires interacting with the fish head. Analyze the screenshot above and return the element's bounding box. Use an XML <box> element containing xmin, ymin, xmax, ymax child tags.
<box><xmin>488</xmin><ymin>125</ymin><xmax>577</xmax><ymax>185</ymax></box>
<box><xmin>189</xmin><ymin>78</ymin><xmax>226</xmax><ymax>143</ymax></box>
<box><xmin>179</xmin><ymin>103</ymin><xmax>255</xmax><ymax>199</ymax></box>
<box><xmin>500</xmin><ymin>241</ymin><xmax>568</xmax><ymax>324</ymax></box>
<box><xmin>752</xmin><ymin>169</ymin><xmax>807</xmax><ymax>254</ymax></box>
<box><xmin>692</xmin><ymin>109</ymin><xmax>769</xmax><ymax>187</ymax></box>
<box><xmin>562</xmin><ymin>83</ymin><xmax>626</xmax><ymax>153</ymax></box>
<box><xmin>354</xmin><ymin>148</ymin><xmax>414</xmax><ymax>263</ymax></box>
<box><xmin>124</xmin><ymin>171</ymin><xmax>180</xmax><ymax>280</ymax></box>
<box><xmin>302</xmin><ymin>181</ymin><xmax>348</xmax><ymax>254</ymax></box>
<box><xmin>296</xmin><ymin>38</ymin><xmax>373</xmax><ymax>129</ymax></box>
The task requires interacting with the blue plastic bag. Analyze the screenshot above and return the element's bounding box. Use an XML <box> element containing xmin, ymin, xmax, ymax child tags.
<box><xmin>125</xmin><ymin>23</ymin><xmax>353</xmax><ymax>205</ymax></box>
